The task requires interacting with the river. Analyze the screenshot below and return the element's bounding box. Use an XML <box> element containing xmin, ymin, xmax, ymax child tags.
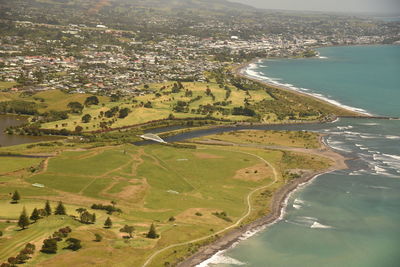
<box><xmin>0</xmin><ymin>115</ymin><xmax>59</xmax><ymax>147</ymax></box>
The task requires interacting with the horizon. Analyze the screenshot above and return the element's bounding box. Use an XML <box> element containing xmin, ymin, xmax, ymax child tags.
<box><xmin>228</xmin><ymin>0</ymin><xmax>400</xmax><ymax>15</ymax></box>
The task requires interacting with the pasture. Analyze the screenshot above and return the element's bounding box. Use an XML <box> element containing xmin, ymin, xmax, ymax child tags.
<box><xmin>0</xmin><ymin>130</ymin><xmax>333</xmax><ymax>266</ymax></box>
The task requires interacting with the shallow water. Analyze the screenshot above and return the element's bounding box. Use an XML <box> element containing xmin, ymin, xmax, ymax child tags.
<box><xmin>0</xmin><ymin>115</ymin><xmax>59</xmax><ymax>147</ymax></box>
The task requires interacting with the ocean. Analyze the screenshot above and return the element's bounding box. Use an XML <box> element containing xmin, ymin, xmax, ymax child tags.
<box><xmin>202</xmin><ymin>45</ymin><xmax>400</xmax><ymax>267</ymax></box>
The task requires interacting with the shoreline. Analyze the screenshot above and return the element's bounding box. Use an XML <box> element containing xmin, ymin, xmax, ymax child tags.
<box><xmin>178</xmin><ymin>137</ymin><xmax>347</xmax><ymax>267</ymax></box>
<box><xmin>233</xmin><ymin>58</ymin><xmax>371</xmax><ymax>117</ymax></box>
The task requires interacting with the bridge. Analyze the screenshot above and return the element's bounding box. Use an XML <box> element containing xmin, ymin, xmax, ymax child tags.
<box><xmin>139</xmin><ymin>133</ymin><xmax>167</xmax><ymax>143</ymax></box>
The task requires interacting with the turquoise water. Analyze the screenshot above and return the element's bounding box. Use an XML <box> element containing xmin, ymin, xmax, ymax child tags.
<box><xmin>202</xmin><ymin>46</ymin><xmax>400</xmax><ymax>267</ymax></box>
<box><xmin>246</xmin><ymin>45</ymin><xmax>400</xmax><ymax>116</ymax></box>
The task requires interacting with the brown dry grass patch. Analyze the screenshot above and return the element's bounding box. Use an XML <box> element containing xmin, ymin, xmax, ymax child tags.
<box><xmin>233</xmin><ymin>163</ymin><xmax>272</xmax><ymax>182</ymax></box>
<box><xmin>175</xmin><ymin>208</ymin><xmax>229</xmax><ymax>225</ymax></box>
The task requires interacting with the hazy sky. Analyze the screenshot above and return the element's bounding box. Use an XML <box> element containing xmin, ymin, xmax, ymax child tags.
<box><xmin>229</xmin><ymin>0</ymin><xmax>400</xmax><ymax>14</ymax></box>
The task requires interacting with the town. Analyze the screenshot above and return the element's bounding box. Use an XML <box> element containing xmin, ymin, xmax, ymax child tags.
<box><xmin>1</xmin><ymin>2</ymin><xmax>399</xmax><ymax>97</ymax></box>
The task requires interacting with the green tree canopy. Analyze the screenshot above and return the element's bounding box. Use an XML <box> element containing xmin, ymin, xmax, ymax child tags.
<box><xmin>18</xmin><ymin>208</ymin><xmax>30</xmax><ymax>230</ymax></box>
<box><xmin>30</xmin><ymin>208</ymin><xmax>40</xmax><ymax>222</ymax></box>
<box><xmin>54</xmin><ymin>201</ymin><xmax>66</xmax><ymax>215</ymax></box>
<box><xmin>120</xmin><ymin>225</ymin><xmax>135</xmax><ymax>238</ymax></box>
<box><xmin>146</xmin><ymin>223</ymin><xmax>159</xmax><ymax>239</ymax></box>
<box><xmin>11</xmin><ymin>190</ymin><xmax>20</xmax><ymax>203</ymax></box>
<box><xmin>44</xmin><ymin>200</ymin><xmax>52</xmax><ymax>216</ymax></box>
<box><xmin>104</xmin><ymin>217</ymin><xmax>112</xmax><ymax>228</ymax></box>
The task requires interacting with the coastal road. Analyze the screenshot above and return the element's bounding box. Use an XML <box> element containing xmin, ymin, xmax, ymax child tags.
<box><xmin>142</xmin><ymin>148</ymin><xmax>278</xmax><ymax>267</ymax></box>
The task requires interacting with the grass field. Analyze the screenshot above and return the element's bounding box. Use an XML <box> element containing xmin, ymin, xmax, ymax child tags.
<box><xmin>192</xmin><ymin>129</ymin><xmax>321</xmax><ymax>149</ymax></box>
<box><xmin>0</xmin><ymin>157</ymin><xmax>43</xmax><ymax>174</ymax></box>
<box><xmin>0</xmin><ymin>130</ymin><xmax>334</xmax><ymax>266</ymax></box>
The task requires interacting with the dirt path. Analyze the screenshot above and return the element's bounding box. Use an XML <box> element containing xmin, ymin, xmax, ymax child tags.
<box><xmin>142</xmin><ymin>149</ymin><xmax>278</xmax><ymax>267</ymax></box>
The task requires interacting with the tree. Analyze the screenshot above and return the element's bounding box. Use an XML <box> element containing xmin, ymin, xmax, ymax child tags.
<box><xmin>74</xmin><ymin>125</ymin><xmax>83</xmax><ymax>133</ymax></box>
<box><xmin>15</xmin><ymin>253</ymin><xmax>29</xmax><ymax>264</ymax></box>
<box><xmin>75</xmin><ymin>208</ymin><xmax>87</xmax><ymax>215</ymax></box>
<box><xmin>54</xmin><ymin>201</ymin><xmax>66</xmax><ymax>215</ymax></box>
<box><xmin>79</xmin><ymin>211</ymin><xmax>95</xmax><ymax>224</ymax></box>
<box><xmin>94</xmin><ymin>233</ymin><xmax>102</xmax><ymax>242</ymax></box>
<box><xmin>81</xmin><ymin>114</ymin><xmax>91</xmax><ymax>123</ymax></box>
<box><xmin>22</xmin><ymin>243</ymin><xmax>35</xmax><ymax>255</ymax></box>
<box><xmin>118</xmin><ymin>108</ymin><xmax>131</xmax><ymax>118</ymax></box>
<box><xmin>11</xmin><ymin>190</ymin><xmax>20</xmax><ymax>204</ymax></box>
<box><xmin>44</xmin><ymin>200</ymin><xmax>52</xmax><ymax>216</ymax></box>
<box><xmin>65</xmin><ymin>238</ymin><xmax>82</xmax><ymax>251</ymax></box>
<box><xmin>18</xmin><ymin>208</ymin><xmax>30</xmax><ymax>230</ymax></box>
<box><xmin>104</xmin><ymin>217</ymin><xmax>112</xmax><ymax>228</ymax></box>
<box><xmin>146</xmin><ymin>223</ymin><xmax>159</xmax><ymax>239</ymax></box>
<box><xmin>143</xmin><ymin>101</ymin><xmax>152</xmax><ymax>108</ymax></box>
<box><xmin>7</xmin><ymin>257</ymin><xmax>17</xmax><ymax>266</ymax></box>
<box><xmin>41</xmin><ymin>238</ymin><xmax>57</xmax><ymax>254</ymax></box>
<box><xmin>119</xmin><ymin>225</ymin><xmax>135</xmax><ymax>238</ymax></box>
<box><xmin>67</xmin><ymin>102</ymin><xmax>84</xmax><ymax>114</ymax></box>
<box><xmin>84</xmin><ymin>96</ymin><xmax>99</xmax><ymax>106</ymax></box>
<box><xmin>30</xmin><ymin>208</ymin><xmax>40</xmax><ymax>222</ymax></box>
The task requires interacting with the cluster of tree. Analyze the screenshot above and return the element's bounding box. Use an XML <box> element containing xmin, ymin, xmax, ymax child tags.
<box><xmin>84</xmin><ymin>96</ymin><xmax>99</xmax><ymax>106</ymax></box>
<box><xmin>6</xmin><ymin>124</ymin><xmax>77</xmax><ymax>136</ymax></box>
<box><xmin>232</xmin><ymin>106</ymin><xmax>256</xmax><ymax>117</ymax></box>
<box><xmin>0</xmin><ymin>100</ymin><xmax>38</xmax><ymax>115</ymax></box>
<box><xmin>105</xmin><ymin>106</ymin><xmax>120</xmax><ymax>118</ymax></box>
<box><xmin>173</xmin><ymin>100</ymin><xmax>189</xmax><ymax>113</ymax></box>
<box><xmin>205</xmin><ymin>87</ymin><xmax>215</xmax><ymax>101</ymax></box>
<box><xmin>39</xmin><ymin>110</ymin><xmax>69</xmax><ymax>123</ymax></box>
<box><xmin>76</xmin><ymin>208</ymin><xmax>96</xmax><ymax>224</ymax></box>
<box><xmin>212</xmin><ymin>211</ymin><xmax>232</xmax><ymax>222</ymax></box>
<box><xmin>67</xmin><ymin>102</ymin><xmax>84</xmax><ymax>114</ymax></box>
<box><xmin>171</xmin><ymin>82</ymin><xmax>184</xmax><ymax>93</ymax></box>
<box><xmin>16</xmin><ymin>200</ymin><xmax>66</xmax><ymax>230</ymax></box>
<box><xmin>0</xmin><ymin>243</ymin><xmax>36</xmax><ymax>266</ymax></box>
<box><xmin>41</xmin><ymin>226</ymin><xmax>79</xmax><ymax>254</ymax></box>
<box><xmin>102</xmin><ymin>106</ymin><xmax>131</xmax><ymax>119</ymax></box>
<box><xmin>195</xmin><ymin>104</ymin><xmax>230</xmax><ymax>116</ymax></box>
<box><xmin>91</xmin><ymin>203</ymin><xmax>122</xmax><ymax>214</ymax></box>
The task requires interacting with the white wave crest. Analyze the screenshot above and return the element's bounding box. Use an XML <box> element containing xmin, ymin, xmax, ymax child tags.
<box><xmin>196</xmin><ymin>252</ymin><xmax>246</xmax><ymax>267</ymax></box>
<box><xmin>385</xmin><ymin>135</ymin><xmax>400</xmax><ymax>140</ymax></box>
<box><xmin>310</xmin><ymin>222</ymin><xmax>333</xmax><ymax>229</ymax></box>
<box><xmin>337</xmin><ymin>125</ymin><xmax>354</xmax><ymax>130</ymax></box>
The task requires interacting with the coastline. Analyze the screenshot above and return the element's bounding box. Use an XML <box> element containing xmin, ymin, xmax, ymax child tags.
<box><xmin>232</xmin><ymin>58</ymin><xmax>371</xmax><ymax>117</ymax></box>
<box><xmin>176</xmin><ymin>56</ymin><xmax>363</xmax><ymax>267</ymax></box>
<box><xmin>178</xmin><ymin>137</ymin><xmax>348</xmax><ymax>267</ymax></box>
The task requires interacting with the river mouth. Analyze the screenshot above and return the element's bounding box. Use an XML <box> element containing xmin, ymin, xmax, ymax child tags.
<box><xmin>0</xmin><ymin>114</ymin><xmax>61</xmax><ymax>147</ymax></box>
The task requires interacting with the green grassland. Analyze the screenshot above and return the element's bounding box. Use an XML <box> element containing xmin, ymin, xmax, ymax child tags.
<box><xmin>0</xmin><ymin>157</ymin><xmax>43</xmax><ymax>174</ymax></box>
<box><xmin>191</xmin><ymin>129</ymin><xmax>321</xmax><ymax>149</ymax></box>
<box><xmin>0</xmin><ymin>130</ymin><xmax>333</xmax><ymax>266</ymax></box>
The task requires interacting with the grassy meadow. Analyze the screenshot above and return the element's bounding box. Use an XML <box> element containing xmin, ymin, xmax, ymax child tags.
<box><xmin>0</xmin><ymin>129</ymin><xmax>334</xmax><ymax>266</ymax></box>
